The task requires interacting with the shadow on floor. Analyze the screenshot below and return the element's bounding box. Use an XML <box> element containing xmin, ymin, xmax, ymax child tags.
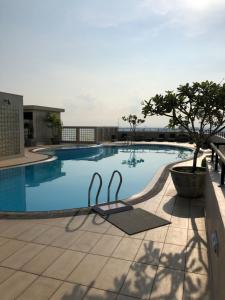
<box><xmin>57</xmin><ymin>232</ymin><xmax>209</xmax><ymax>299</ymax></box>
<box><xmin>61</xmin><ymin>207</ymin><xmax>209</xmax><ymax>299</ymax></box>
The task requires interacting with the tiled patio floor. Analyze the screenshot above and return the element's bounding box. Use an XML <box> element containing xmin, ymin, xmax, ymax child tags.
<box><xmin>0</xmin><ymin>176</ymin><xmax>209</xmax><ymax>299</ymax></box>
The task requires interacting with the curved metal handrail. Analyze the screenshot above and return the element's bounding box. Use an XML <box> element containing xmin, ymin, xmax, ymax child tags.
<box><xmin>211</xmin><ymin>143</ymin><xmax>225</xmax><ymax>165</ymax></box>
<box><xmin>88</xmin><ymin>172</ymin><xmax>102</xmax><ymax>206</ymax></box>
<box><xmin>210</xmin><ymin>142</ymin><xmax>225</xmax><ymax>186</ymax></box>
<box><xmin>107</xmin><ymin>170</ymin><xmax>122</xmax><ymax>202</ymax></box>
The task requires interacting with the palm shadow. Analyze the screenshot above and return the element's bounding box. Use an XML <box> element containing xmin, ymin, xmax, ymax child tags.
<box><xmin>60</xmin><ymin>196</ymin><xmax>209</xmax><ymax>299</ymax></box>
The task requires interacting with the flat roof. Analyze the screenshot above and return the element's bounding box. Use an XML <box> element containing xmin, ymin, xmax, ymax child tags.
<box><xmin>0</xmin><ymin>91</ymin><xmax>23</xmax><ymax>97</ymax></box>
<box><xmin>24</xmin><ymin>105</ymin><xmax>65</xmax><ymax>112</ymax></box>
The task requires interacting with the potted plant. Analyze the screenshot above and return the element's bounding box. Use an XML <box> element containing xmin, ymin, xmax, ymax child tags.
<box><xmin>46</xmin><ymin>113</ymin><xmax>63</xmax><ymax>144</ymax></box>
<box><xmin>142</xmin><ymin>81</ymin><xmax>225</xmax><ymax>198</ymax></box>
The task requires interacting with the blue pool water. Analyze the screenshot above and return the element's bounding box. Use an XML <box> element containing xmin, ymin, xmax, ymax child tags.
<box><xmin>0</xmin><ymin>145</ymin><xmax>192</xmax><ymax>212</ymax></box>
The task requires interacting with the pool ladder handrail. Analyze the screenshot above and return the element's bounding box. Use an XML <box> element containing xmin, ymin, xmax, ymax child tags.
<box><xmin>88</xmin><ymin>170</ymin><xmax>123</xmax><ymax>206</ymax></box>
<box><xmin>107</xmin><ymin>170</ymin><xmax>123</xmax><ymax>202</ymax></box>
<box><xmin>88</xmin><ymin>172</ymin><xmax>102</xmax><ymax>207</ymax></box>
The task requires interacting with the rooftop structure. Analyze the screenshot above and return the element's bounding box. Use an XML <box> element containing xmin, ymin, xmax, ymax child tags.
<box><xmin>0</xmin><ymin>92</ymin><xmax>24</xmax><ymax>160</ymax></box>
<box><xmin>24</xmin><ymin>105</ymin><xmax>65</xmax><ymax>146</ymax></box>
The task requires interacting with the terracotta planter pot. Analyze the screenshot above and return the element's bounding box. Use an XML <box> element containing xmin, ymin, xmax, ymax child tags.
<box><xmin>170</xmin><ymin>166</ymin><xmax>206</xmax><ymax>198</ymax></box>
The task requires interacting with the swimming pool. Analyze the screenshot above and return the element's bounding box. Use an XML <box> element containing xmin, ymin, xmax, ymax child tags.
<box><xmin>0</xmin><ymin>144</ymin><xmax>193</xmax><ymax>212</ymax></box>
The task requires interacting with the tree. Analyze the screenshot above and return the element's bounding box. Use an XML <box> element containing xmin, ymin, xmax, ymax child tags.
<box><xmin>142</xmin><ymin>81</ymin><xmax>225</xmax><ymax>172</ymax></box>
<box><xmin>122</xmin><ymin>114</ymin><xmax>145</xmax><ymax>142</ymax></box>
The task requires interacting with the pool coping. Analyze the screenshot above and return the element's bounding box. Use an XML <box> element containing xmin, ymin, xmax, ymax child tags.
<box><xmin>0</xmin><ymin>143</ymin><xmax>198</xmax><ymax>219</ymax></box>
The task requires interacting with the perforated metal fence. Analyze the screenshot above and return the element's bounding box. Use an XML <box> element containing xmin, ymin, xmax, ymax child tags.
<box><xmin>62</xmin><ymin>127</ymin><xmax>96</xmax><ymax>143</ymax></box>
<box><xmin>61</xmin><ymin>126</ymin><xmax>118</xmax><ymax>143</ymax></box>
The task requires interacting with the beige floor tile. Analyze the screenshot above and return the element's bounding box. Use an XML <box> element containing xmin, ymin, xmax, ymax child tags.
<box><xmin>187</xmin><ymin>230</ymin><xmax>207</xmax><ymax>249</ymax></box>
<box><xmin>63</xmin><ymin>214</ymin><xmax>90</xmax><ymax>232</ymax></box>
<box><xmin>165</xmin><ymin>227</ymin><xmax>188</xmax><ymax>246</ymax></box>
<box><xmin>50</xmin><ymin>282</ymin><xmax>88</xmax><ymax>300</ymax></box>
<box><xmin>43</xmin><ymin>250</ymin><xmax>85</xmax><ymax>280</ymax></box>
<box><xmin>0</xmin><ymin>266</ymin><xmax>15</xmax><ymax>284</ymax></box>
<box><xmin>81</xmin><ymin>214</ymin><xmax>111</xmax><ymax>233</ymax></box>
<box><xmin>69</xmin><ymin>231</ymin><xmax>102</xmax><ymax>252</ymax></box>
<box><xmin>135</xmin><ymin>240</ymin><xmax>163</xmax><ymax>266</ymax></box>
<box><xmin>188</xmin><ymin>217</ymin><xmax>206</xmax><ymax>231</ymax></box>
<box><xmin>17</xmin><ymin>276</ymin><xmax>62</xmax><ymax>300</ymax></box>
<box><xmin>150</xmin><ymin>267</ymin><xmax>184</xmax><ymax>300</ymax></box>
<box><xmin>0</xmin><ymin>240</ymin><xmax>27</xmax><ymax>262</ymax></box>
<box><xmin>170</xmin><ymin>216</ymin><xmax>189</xmax><ymax>229</ymax></box>
<box><xmin>17</xmin><ymin>224</ymin><xmax>50</xmax><ymax>242</ymax></box>
<box><xmin>22</xmin><ymin>246</ymin><xmax>64</xmax><ymax>275</ymax></box>
<box><xmin>144</xmin><ymin>200</ymin><xmax>160</xmax><ymax>213</ymax></box>
<box><xmin>0</xmin><ymin>221</ymin><xmax>17</xmax><ymax>233</ymax></box>
<box><xmin>145</xmin><ymin>225</ymin><xmax>169</xmax><ymax>243</ymax></box>
<box><xmin>33</xmin><ymin>226</ymin><xmax>65</xmax><ymax>245</ymax></box>
<box><xmin>0</xmin><ymin>222</ymin><xmax>31</xmax><ymax>238</ymax></box>
<box><xmin>68</xmin><ymin>253</ymin><xmax>108</xmax><ymax>286</ymax></box>
<box><xmin>164</xmin><ymin>187</ymin><xmax>177</xmax><ymax>197</ymax></box>
<box><xmin>156</xmin><ymin>211</ymin><xmax>172</xmax><ymax>222</ymax></box>
<box><xmin>106</xmin><ymin>225</ymin><xmax>125</xmax><ymax>237</ymax></box>
<box><xmin>94</xmin><ymin>257</ymin><xmax>131</xmax><ymax>292</ymax></box>
<box><xmin>1</xmin><ymin>243</ymin><xmax>44</xmax><ymax>269</ymax></box>
<box><xmin>112</xmin><ymin>237</ymin><xmax>141</xmax><ymax>261</ymax></box>
<box><xmin>0</xmin><ymin>237</ymin><xmax>9</xmax><ymax>246</ymax></box>
<box><xmin>186</xmin><ymin>248</ymin><xmax>208</xmax><ymax>275</ymax></box>
<box><xmin>117</xmin><ymin>295</ymin><xmax>137</xmax><ymax>300</ymax></box>
<box><xmin>83</xmin><ymin>287</ymin><xmax>117</xmax><ymax>300</ymax></box>
<box><xmin>125</xmin><ymin>231</ymin><xmax>146</xmax><ymax>239</ymax></box>
<box><xmin>121</xmin><ymin>262</ymin><xmax>157</xmax><ymax>299</ymax></box>
<box><xmin>41</xmin><ymin>218</ymin><xmax>69</xmax><ymax>228</ymax></box>
<box><xmin>157</xmin><ymin>196</ymin><xmax>175</xmax><ymax>215</ymax></box>
<box><xmin>183</xmin><ymin>272</ymin><xmax>209</xmax><ymax>300</ymax></box>
<box><xmin>50</xmin><ymin>230</ymin><xmax>83</xmax><ymax>249</ymax></box>
<box><xmin>0</xmin><ymin>271</ymin><xmax>37</xmax><ymax>300</ymax></box>
<box><xmin>160</xmin><ymin>243</ymin><xmax>186</xmax><ymax>271</ymax></box>
<box><xmin>91</xmin><ymin>234</ymin><xmax>122</xmax><ymax>256</ymax></box>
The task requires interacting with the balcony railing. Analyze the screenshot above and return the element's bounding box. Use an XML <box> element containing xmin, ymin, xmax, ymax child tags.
<box><xmin>210</xmin><ymin>142</ymin><xmax>225</xmax><ymax>186</ymax></box>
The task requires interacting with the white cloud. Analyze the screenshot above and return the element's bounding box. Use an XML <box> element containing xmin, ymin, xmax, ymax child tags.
<box><xmin>75</xmin><ymin>0</ymin><xmax>225</xmax><ymax>38</ymax></box>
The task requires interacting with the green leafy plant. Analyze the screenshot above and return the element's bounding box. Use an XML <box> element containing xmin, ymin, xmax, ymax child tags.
<box><xmin>142</xmin><ymin>81</ymin><xmax>225</xmax><ymax>172</ymax></box>
<box><xmin>46</xmin><ymin>113</ymin><xmax>63</xmax><ymax>142</ymax></box>
<box><xmin>122</xmin><ymin>114</ymin><xmax>145</xmax><ymax>142</ymax></box>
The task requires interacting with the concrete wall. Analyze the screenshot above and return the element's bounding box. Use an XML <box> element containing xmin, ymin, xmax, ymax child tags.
<box><xmin>34</xmin><ymin>110</ymin><xmax>60</xmax><ymax>144</ymax></box>
<box><xmin>205</xmin><ymin>159</ymin><xmax>225</xmax><ymax>300</ymax></box>
<box><xmin>0</xmin><ymin>92</ymin><xmax>24</xmax><ymax>160</ymax></box>
<box><xmin>96</xmin><ymin>127</ymin><xmax>118</xmax><ymax>142</ymax></box>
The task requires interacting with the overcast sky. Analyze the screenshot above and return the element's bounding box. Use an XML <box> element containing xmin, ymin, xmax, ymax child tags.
<box><xmin>0</xmin><ymin>0</ymin><xmax>225</xmax><ymax>126</ymax></box>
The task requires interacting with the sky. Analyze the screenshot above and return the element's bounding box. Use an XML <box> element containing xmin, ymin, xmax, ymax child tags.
<box><xmin>0</xmin><ymin>0</ymin><xmax>225</xmax><ymax>127</ymax></box>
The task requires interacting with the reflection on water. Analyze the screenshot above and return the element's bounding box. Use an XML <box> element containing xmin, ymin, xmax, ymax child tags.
<box><xmin>0</xmin><ymin>167</ymin><xmax>26</xmax><ymax>211</ymax></box>
<box><xmin>0</xmin><ymin>145</ymin><xmax>193</xmax><ymax>212</ymax></box>
<box><xmin>0</xmin><ymin>159</ymin><xmax>65</xmax><ymax>211</ymax></box>
<box><xmin>26</xmin><ymin>160</ymin><xmax>65</xmax><ymax>187</ymax></box>
<box><xmin>177</xmin><ymin>149</ymin><xmax>189</xmax><ymax>160</ymax></box>
<box><xmin>53</xmin><ymin>146</ymin><xmax>118</xmax><ymax>161</ymax></box>
<box><xmin>122</xmin><ymin>150</ymin><xmax>144</xmax><ymax>168</ymax></box>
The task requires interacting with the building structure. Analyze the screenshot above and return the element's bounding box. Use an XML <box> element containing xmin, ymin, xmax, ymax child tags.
<box><xmin>24</xmin><ymin>105</ymin><xmax>64</xmax><ymax>145</ymax></box>
<box><xmin>0</xmin><ymin>92</ymin><xmax>24</xmax><ymax>160</ymax></box>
